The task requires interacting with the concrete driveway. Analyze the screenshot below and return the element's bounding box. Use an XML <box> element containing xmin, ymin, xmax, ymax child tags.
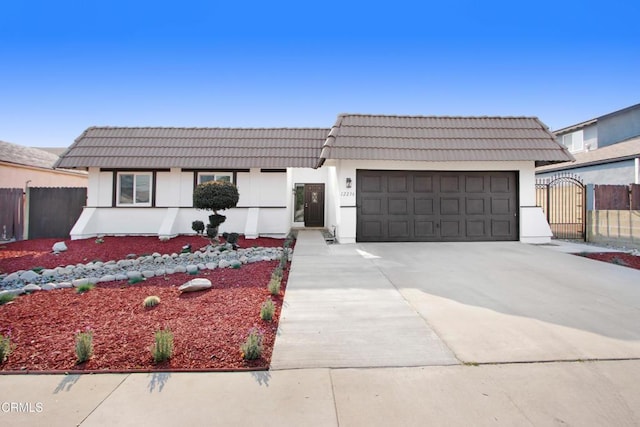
<box><xmin>272</xmin><ymin>231</ymin><xmax>640</xmax><ymax>368</ymax></box>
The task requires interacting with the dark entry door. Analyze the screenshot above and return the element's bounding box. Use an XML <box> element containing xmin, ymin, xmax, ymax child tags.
<box><xmin>304</xmin><ymin>184</ymin><xmax>325</xmax><ymax>227</ymax></box>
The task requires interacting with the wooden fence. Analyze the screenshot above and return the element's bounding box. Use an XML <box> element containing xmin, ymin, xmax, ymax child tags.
<box><xmin>588</xmin><ymin>184</ymin><xmax>640</xmax><ymax>248</ymax></box>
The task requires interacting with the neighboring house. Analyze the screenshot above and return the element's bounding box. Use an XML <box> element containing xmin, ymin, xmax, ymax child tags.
<box><xmin>55</xmin><ymin>114</ymin><xmax>572</xmax><ymax>244</ymax></box>
<box><xmin>537</xmin><ymin>103</ymin><xmax>640</xmax><ymax>184</ymax></box>
<box><xmin>0</xmin><ymin>140</ymin><xmax>88</xmax><ymax>188</ymax></box>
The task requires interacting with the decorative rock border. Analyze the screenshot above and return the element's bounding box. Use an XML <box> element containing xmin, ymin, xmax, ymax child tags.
<box><xmin>0</xmin><ymin>245</ymin><xmax>293</xmax><ymax>297</ymax></box>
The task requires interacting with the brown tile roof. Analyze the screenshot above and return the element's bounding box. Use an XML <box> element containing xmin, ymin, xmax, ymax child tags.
<box><xmin>318</xmin><ymin>114</ymin><xmax>574</xmax><ymax>166</ymax></box>
<box><xmin>55</xmin><ymin>127</ymin><xmax>330</xmax><ymax>169</ymax></box>
<box><xmin>0</xmin><ymin>140</ymin><xmax>62</xmax><ymax>169</ymax></box>
<box><xmin>536</xmin><ymin>135</ymin><xmax>640</xmax><ymax>173</ymax></box>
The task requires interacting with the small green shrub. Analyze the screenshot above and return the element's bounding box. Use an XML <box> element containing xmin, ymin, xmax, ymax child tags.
<box><xmin>128</xmin><ymin>276</ymin><xmax>146</xmax><ymax>285</ymax></box>
<box><xmin>260</xmin><ymin>299</ymin><xmax>275</xmax><ymax>321</ymax></box>
<box><xmin>271</xmin><ymin>267</ymin><xmax>283</xmax><ymax>280</ymax></box>
<box><xmin>31</xmin><ymin>266</ymin><xmax>45</xmax><ymax>273</ymax></box>
<box><xmin>611</xmin><ymin>256</ymin><xmax>628</xmax><ymax>266</ymax></box>
<box><xmin>76</xmin><ymin>283</ymin><xmax>95</xmax><ymax>294</ymax></box>
<box><xmin>143</xmin><ymin>296</ymin><xmax>160</xmax><ymax>308</ymax></box>
<box><xmin>240</xmin><ymin>329</ymin><xmax>263</xmax><ymax>360</ymax></box>
<box><xmin>152</xmin><ymin>328</ymin><xmax>174</xmax><ymax>363</ymax></box>
<box><xmin>0</xmin><ymin>293</ymin><xmax>16</xmax><ymax>305</ymax></box>
<box><xmin>0</xmin><ymin>331</ymin><xmax>14</xmax><ymax>363</ymax></box>
<box><xmin>75</xmin><ymin>329</ymin><xmax>93</xmax><ymax>363</ymax></box>
<box><xmin>268</xmin><ymin>277</ymin><xmax>281</xmax><ymax>296</ymax></box>
<box><xmin>191</xmin><ymin>220</ymin><xmax>205</xmax><ymax>234</ymax></box>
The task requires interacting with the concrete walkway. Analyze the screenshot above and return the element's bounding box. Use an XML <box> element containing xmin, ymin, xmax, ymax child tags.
<box><xmin>270</xmin><ymin>231</ymin><xmax>457</xmax><ymax>369</ymax></box>
<box><xmin>3</xmin><ymin>232</ymin><xmax>640</xmax><ymax>426</ymax></box>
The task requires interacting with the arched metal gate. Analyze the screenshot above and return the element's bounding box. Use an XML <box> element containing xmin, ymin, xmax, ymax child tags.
<box><xmin>536</xmin><ymin>174</ymin><xmax>586</xmax><ymax>240</ymax></box>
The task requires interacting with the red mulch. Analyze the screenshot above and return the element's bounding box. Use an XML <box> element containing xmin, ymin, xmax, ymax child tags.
<box><xmin>0</xmin><ymin>235</ymin><xmax>283</xmax><ymax>274</ymax></box>
<box><xmin>576</xmin><ymin>252</ymin><xmax>640</xmax><ymax>270</ymax></box>
<box><xmin>0</xmin><ymin>235</ymin><xmax>291</xmax><ymax>372</ymax></box>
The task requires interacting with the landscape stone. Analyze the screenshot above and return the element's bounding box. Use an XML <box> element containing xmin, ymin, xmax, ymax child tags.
<box><xmin>114</xmin><ymin>274</ymin><xmax>128</xmax><ymax>281</ymax></box>
<box><xmin>52</xmin><ymin>241</ymin><xmax>68</xmax><ymax>252</ymax></box>
<box><xmin>72</xmin><ymin>278</ymin><xmax>89</xmax><ymax>287</ymax></box>
<box><xmin>178</xmin><ymin>278</ymin><xmax>212</xmax><ymax>293</ymax></box>
<box><xmin>56</xmin><ymin>267</ymin><xmax>73</xmax><ymax>275</ymax></box>
<box><xmin>41</xmin><ymin>283</ymin><xmax>57</xmax><ymax>291</ymax></box>
<box><xmin>142</xmin><ymin>270</ymin><xmax>156</xmax><ymax>278</ymax></box>
<box><xmin>229</xmin><ymin>260</ymin><xmax>242</xmax><ymax>269</ymax></box>
<box><xmin>186</xmin><ymin>265</ymin><xmax>199</xmax><ymax>274</ymax></box>
<box><xmin>99</xmin><ymin>275</ymin><xmax>116</xmax><ymax>282</ymax></box>
<box><xmin>127</xmin><ymin>271</ymin><xmax>142</xmax><ymax>279</ymax></box>
<box><xmin>2</xmin><ymin>288</ymin><xmax>25</xmax><ymax>296</ymax></box>
<box><xmin>42</xmin><ymin>269</ymin><xmax>57</xmax><ymax>277</ymax></box>
<box><xmin>57</xmin><ymin>282</ymin><xmax>73</xmax><ymax>289</ymax></box>
<box><xmin>197</xmin><ymin>263</ymin><xmax>206</xmax><ymax>270</ymax></box>
<box><xmin>19</xmin><ymin>270</ymin><xmax>40</xmax><ymax>282</ymax></box>
<box><xmin>165</xmin><ymin>268</ymin><xmax>175</xmax><ymax>275</ymax></box>
<box><xmin>205</xmin><ymin>262</ymin><xmax>217</xmax><ymax>270</ymax></box>
<box><xmin>218</xmin><ymin>259</ymin><xmax>230</xmax><ymax>269</ymax></box>
<box><xmin>174</xmin><ymin>265</ymin><xmax>187</xmax><ymax>273</ymax></box>
<box><xmin>2</xmin><ymin>272</ymin><xmax>19</xmax><ymax>283</ymax></box>
<box><xmin>155</xmin><ymin>269</ymin><xmax>166</xmax><ymax>276</ymax></box>
<box><xmin>23</xmin><ymin>284</ymin><xmax>42</xmax><ymax>292</ymax></box>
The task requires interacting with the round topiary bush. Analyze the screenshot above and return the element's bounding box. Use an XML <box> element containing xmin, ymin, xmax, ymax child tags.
<box><xmin>193</xmin><ymin>181</ymin><xmax>239</xmax><ymax>213</ymax></box>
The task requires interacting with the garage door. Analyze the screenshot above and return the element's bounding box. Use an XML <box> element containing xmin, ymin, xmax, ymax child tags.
<box><xmin>356</xmin><ymin>170</ymin><xmax>518</xmax><ymax>242</ymax></box>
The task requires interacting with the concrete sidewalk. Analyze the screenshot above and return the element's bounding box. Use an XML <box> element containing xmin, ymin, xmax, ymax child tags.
<box><xmin>3</xmin><ymin>361</ymin><xmax>640</xmax><ymax>426</ymax></box>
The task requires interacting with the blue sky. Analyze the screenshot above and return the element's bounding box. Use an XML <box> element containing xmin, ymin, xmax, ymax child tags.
<box><xmin>1</xmin><ymin>0</ymin><xmax>639</xmax><ymax>147</ymax></box>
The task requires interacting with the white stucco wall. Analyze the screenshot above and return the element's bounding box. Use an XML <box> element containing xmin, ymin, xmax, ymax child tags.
<box><xmin>325</xmin><ymin>159</ymin><xmax>544</xmax><ymax>243</ymax></box>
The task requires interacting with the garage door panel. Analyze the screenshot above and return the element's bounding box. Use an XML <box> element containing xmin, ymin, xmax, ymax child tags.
<box><xmin>357</xmin><ymin>170</ymin><xmax>518</xmax><ymax>242</ymax></box>
<box><xmin>492</xmin><ymin>220</ymin><xmax>513</xmax><ymax>236</ymax></box>
<box><xmin>465</xmin><ymin>176</ymin><xmax>485</xmax><ymax>192</ymax></box>
<box><xmin>466</xmin><ymin>220</ymin><xmax>486</xmax><ymax>237</ymax></box>
<box><xmin>491</xmin><ymin>198</ymin><xmax>511</xmax><ymax>214</ymax></box>
<box><xmin>389</xmin><ymin>221</ymin><xmax>409</xmax><ymax>238</ymax></box>
<box><xmin>415</xmin><ymin>220</ymin><xmax>436</xmax><ymax>237</ymax></box>
<box><xmin>440</xmin><ymin>198</ymin><xmax>460</xmax><ymax>215</ymax></box>
<box><xmin>414</xmin><ymin>176</ymin><xmax>434</xmax><ymax>192</ymax></box>
<box><xmin>491</xmin><ymin>176</ymin><xmax>511</xmax><ymax>192</ymax></box>
<box><xmin>441</xmin><ymin>220</ymin><xmax>462</xmax><ymax>237</ymax></box>
<box><xmin>388</xmin><ymin>198</ymin><xmax>408</xmax><ymax>215</ymax></box>
<box><xmin>388</xmin><ymin>176</ymin><xmax>408</xmax><ymax>192</ymax></box>
<box><xmin>362</xmin><ymin>175</ymin><xmax>382</xmax><ymax>192</ymax></box>
<box><xmin>440</xmin><ymin>175</ymin><xmax>460</xmax><ymax>192</ymax></box>
<box><xmin>362</xmin><ymin>198</ymin><xmax>383</xmax><ymax>215</ymax></box>
<box><xmin>466</xmin><ymin>198</ymin><xmax>486</xmax><ymax>215</ymax></box>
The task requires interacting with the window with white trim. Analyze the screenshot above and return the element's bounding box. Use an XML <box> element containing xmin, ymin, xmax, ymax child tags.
<box><xmin>117</xmin><ymin>172</ymin><xmax>152</xmax><ymax>206</ymax></box>
<box><xmin>197</xmin><ymin>172</ymin><xmax>233</xmax><ymax>185</ymax></box>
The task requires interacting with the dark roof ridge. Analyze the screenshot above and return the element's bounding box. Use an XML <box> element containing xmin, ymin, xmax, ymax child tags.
<box><xmin>84</xmin><ymin>125</ymin><xmax>330</xmax><ymax>131</ymax></box>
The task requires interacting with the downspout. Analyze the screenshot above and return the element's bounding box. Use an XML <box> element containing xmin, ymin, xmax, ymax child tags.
<box><xmin>635</xmin><ymin>157</ymin><xmax>639</xmax><ymax>184</ymax></box>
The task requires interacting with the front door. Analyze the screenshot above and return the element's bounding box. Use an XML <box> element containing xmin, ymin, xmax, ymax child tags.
<box><xmin>304</xmin><ymin>184</ymin><xmax>325</xmax><ymax>227</ymax></box>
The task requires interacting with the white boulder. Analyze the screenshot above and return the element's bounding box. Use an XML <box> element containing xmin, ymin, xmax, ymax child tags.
<box><xmin>178</xmin><ymin>278</ymin><xmax>212</xmax><ymax>293</ymax></box>
<box><xmin>52</xmin><ymin>241</ymin><xmax>68</xmax><ymax>253</ymax></box>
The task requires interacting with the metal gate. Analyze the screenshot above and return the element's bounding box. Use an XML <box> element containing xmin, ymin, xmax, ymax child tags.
<box><xmin>536</xmin><ymin>174</ymin><xmax>585</xmax><ymax>240</ymax></box>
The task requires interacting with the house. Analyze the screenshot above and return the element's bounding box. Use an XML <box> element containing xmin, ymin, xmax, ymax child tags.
<box><xmin>0</xmin><ymin>140</ymin><xmax>88</xmax><ymax>188</ymax></box>
<box><xmin>55</xmin><ymin>114</ymin><xmax>572</xmax><ymax>244</ymax></box>
<box><xmin>536</xmin><ymin>103</ymin><xmax>640</xmax><ymax>184</ymax></box>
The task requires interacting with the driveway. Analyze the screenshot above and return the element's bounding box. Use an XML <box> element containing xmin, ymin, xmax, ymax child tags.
<box><xmin>272</xmin><ymin>231</ymin><xmax>640</xmax><ymax>368</ymax></box>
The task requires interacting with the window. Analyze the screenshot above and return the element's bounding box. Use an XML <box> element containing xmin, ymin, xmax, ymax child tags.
<box><xmin>561</xmin><ymin>132</ymin><xmax>584</xmax><ymax>153</ymax></box>
<box><xmin>117</xmin><ymin>172</ymin><xmax>152</xmax><ymax>206</ymax></box>
<box><xmin>197</xmin><ymin>172</ymin><xmax>233</xmax><ymax>185</ymax></box>
<box><xmin>294</xmin><ymin>183</ymin><xmax>304</xmax><ymax>222</ymax></box>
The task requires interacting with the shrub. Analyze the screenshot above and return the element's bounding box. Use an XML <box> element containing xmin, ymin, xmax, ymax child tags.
<box><xmin>0</xmin><ymin>331</ymin><xmax>14</xmax><ymax>363</ymax></box>
<box><xmin>76</xmin><ymin>283</ymin><xmax>95</xmax><ymax>294</ymax></box>
<box><xmin>240</xmin><ymin>329</ymin><xmax>263</xmax><ymax>360</ymax></box>
<box><xmin>260</xmin><ymin>299</ymin><xmax>275</xmax><ymax>321</ymax></box>
<box><xmin>31</xmin><ymin>266</ymin><xmax>45</xmax><ymax>273</ymax></box>
<box><xmin>143</xmin><ymin>296</ymin><xmax>160</xmax><ymax>308</ymax></box>
<box><xmin>0</xmin><ymin>293</ymin><xmax>16</xmax><ymax>305</ymax></box>
<box><xmin>192</xmin><ymin>220</ymin><xmax>205</xmax><ymax>234</ymax></box>
<box><xmin>271</xmin><ymin>267</ymin><xmax>283</xmax><ymax>281</ymax></box>
<box><xmin>268</xmin><ymin>277</ymin><xmax>281</xmax><ymax>296</ymax></box>
<box><xmin>193</xmin><ymin>181</ymin><xmax>239</xmax><ymax>243</ymax></box>
<box><xmin>75</xmin><ymin>329</ymin><xmax>93</xmax><ymax>363</ymax></box>
<box><xmin>128</xmin><ymin>276</ymin><xmax>146</xmax><ymax>285</ymax></box>
<box><xmin>152</xmin><ymin>328</ymin><xmax>174</xmax><ymax>363</ymax></box>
